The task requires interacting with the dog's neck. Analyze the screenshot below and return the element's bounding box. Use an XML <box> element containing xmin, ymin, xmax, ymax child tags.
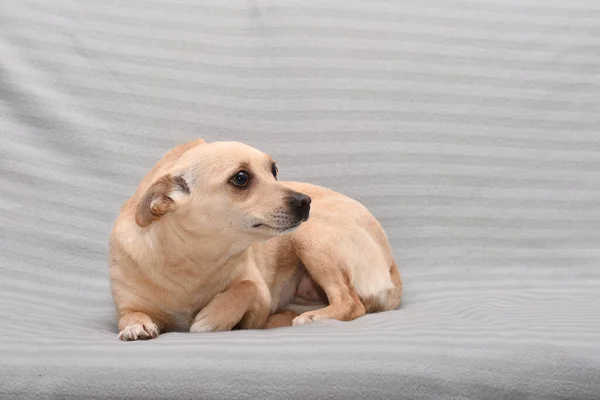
<box><xmin>141</xmin><ymin>217</ymin><xmax>256</xmax><ymax>269</ymax></box>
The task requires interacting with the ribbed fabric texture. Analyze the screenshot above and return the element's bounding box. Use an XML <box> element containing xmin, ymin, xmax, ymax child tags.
<box><xmin>1</xmin><ymin>1</ymin><xmax>599</xmax><ymax>399</ymax></box>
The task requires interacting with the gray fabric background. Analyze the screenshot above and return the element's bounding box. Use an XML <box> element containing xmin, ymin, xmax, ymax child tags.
<box><xmin>1</xmin><ymin>0</ymin><xmax>600</xmax><ymax>399</ymax></box>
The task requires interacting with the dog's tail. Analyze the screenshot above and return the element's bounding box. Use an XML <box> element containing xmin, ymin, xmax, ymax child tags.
<box><xmin>363</xmin><ymin>260</ymin><xmax>403</xmax><ymax>313</ymax></box>
<box><xmin>387</xmin><ymin>260</ymin><xmax>403</xmax><ymax>308</ymax></box>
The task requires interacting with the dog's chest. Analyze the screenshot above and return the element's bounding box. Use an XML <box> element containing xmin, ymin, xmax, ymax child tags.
<box><xmin>155</xmin><ymin>263</ymin><xmax>239</xmax><ymax>330</ymax></box>
<box><xmin>160</xmin><ymin>291</ymin><xmax>217</xmax><ymax>332</ymax></box>
<box><xmin>166</xmin><ymin>311</ymin><xmax>195</xmax><ymax>332</ymax></box>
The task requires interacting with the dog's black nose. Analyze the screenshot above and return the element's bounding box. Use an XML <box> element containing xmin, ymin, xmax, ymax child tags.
<box><xmin>290</xmin><ymin>193</ymin><xmax>311</xmax><ymax>210</ymax></box>
<box><xmin>290</xmin><ymin>193</ymin><xmax>311</xmax><ymax>221</ymax></box>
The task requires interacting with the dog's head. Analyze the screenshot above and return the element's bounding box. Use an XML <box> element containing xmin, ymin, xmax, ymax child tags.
<box><xmin>134</xmin><ymin>141</ymin><xmax>311</xmax><ymax>243</ymax></box>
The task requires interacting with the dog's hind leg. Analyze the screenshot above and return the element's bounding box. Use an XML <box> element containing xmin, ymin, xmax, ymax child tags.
<box><xmin>290</xmin><ymin>240</ymin><xmax>366</xmax><ymax>326</ymax></box>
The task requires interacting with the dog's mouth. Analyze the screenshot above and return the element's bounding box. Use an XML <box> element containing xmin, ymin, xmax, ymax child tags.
<box><xmin>252</xmin><ymin>221</ymin><xmax>302</xmax><ymax>233</ymax></box>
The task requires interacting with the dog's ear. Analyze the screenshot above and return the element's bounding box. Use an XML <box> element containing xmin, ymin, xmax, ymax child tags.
<box><xmin>135</xmin><ymin>174</ymin><xmax>191</xmax><ymax>228</ymax></box>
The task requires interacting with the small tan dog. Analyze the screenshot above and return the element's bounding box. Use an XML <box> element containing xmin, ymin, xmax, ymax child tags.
<box><xmin>110</xmin><ymin>139</ymin><xmax>402</xmax><ymax>340</ymax></box>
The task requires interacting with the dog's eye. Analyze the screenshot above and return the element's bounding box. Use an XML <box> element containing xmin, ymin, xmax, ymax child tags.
<box><xmin>271</xmin><ymin>164</ymin><xmax>278</xmax><ymax>179</ymax></box>
<box><xmin>231</xmin><ymin>171</ymin><xmax>250</xmax><ymax>187</ymax></box>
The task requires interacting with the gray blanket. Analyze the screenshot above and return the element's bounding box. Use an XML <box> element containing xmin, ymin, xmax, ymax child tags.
<box><xmin>1</xmin><ymin>0</ymin><xmax>599</xmax><ymax>399</ymax></box>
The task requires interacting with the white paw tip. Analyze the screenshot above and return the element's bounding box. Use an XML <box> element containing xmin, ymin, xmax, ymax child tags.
<box><xmin>118</xmin><ymin>323</ymin><xmax>159</xmax><ymax>341</ymax></box>
<box><xmin>292</xmin><ymin>314</ymin><xmax>315</xmax><ymax>326</ymax></box>
<box><xmin>189</xmin><ymin>321</ymin><xmax>214</xmax><ymax>333</ymax></box>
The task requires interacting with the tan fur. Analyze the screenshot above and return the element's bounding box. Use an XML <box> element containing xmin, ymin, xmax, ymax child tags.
<box><xmin>265</xmin><ymin>310</ymin><xmax>298</xmax><ymax>329</ymax></box>
<box><xmin>109</xmin><ymin>139</ymin><xmax>402</xmax><ymax>340</ymax></box>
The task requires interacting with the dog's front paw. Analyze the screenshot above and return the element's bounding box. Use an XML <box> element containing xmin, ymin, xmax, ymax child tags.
<box><xmin>118</xmin><ymin>323</ymin><xmax>159</xmax><ymax>341</ymax></box>
<box><xmin>292</xmin><ymin>311</ymin><xmax>327</xmax><ymax>326</ymax></box>
<box><xmin>189</xmin><ymin>312</ymin><xmax>237</xmax><ymax>333</ymax></box>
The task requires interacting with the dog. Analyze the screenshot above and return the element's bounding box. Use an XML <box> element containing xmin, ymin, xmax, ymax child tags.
<box><xmin>109</xmin><ymin>139</ymin><xmax>402</xmax><ymax>340</ymax></box>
